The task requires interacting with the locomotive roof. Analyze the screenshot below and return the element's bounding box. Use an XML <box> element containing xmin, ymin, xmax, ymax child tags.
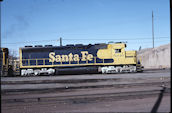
<box><xmin>20</xmin><ymin>43</ymin><xmax>108</xmax><ymax>50</ymax></box>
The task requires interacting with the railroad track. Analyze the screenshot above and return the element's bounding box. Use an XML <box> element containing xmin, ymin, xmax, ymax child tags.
<box><xmin>2</xmin><ymin>86</ymin><xmax>170</xmax><ymax>104</ymax></box>
<box><xmin>2</xmin><ymin>69</ymin><xmax>170</xmax><ymax>113</ymax></box>
<box><xmin>1</xmin><ymin>81</ymin><xmax>170</xmax><ymax>94</ymax></box>
<box><xmin>2</xmin><ymin>69</ymin><xmax>170</xmax><ymax>104</ymax></box>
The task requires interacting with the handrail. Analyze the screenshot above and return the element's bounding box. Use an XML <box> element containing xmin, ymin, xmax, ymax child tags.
<box><xmin>43</xmin><ymin>59</ymin><xmax>45</xmax><ymax>65</ymax></box>
<box><xmin>21</xmin><ymin>57</ymin><xmax>105</xmax><ymax>66</ymax></box>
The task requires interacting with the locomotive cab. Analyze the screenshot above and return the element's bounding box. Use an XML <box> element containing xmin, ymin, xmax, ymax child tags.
<box><xmin>97</xmin><ymin>42</ymin><xmax>143</xmax><ymax>73</ymax></box>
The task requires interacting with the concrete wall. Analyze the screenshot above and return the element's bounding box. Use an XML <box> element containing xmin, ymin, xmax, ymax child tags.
<box><xmin>137</xmin><ymin>43</ymin><xmax>171</xmax><ymax>69</ymax></box>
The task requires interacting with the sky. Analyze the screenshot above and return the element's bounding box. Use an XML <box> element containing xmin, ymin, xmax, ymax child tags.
<box><xmin>0</xmin><ymin>0</ymin><xmax>170</xmax><ymax>56</ymax></box>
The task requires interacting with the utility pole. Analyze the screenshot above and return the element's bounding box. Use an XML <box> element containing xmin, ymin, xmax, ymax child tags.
<box><xmin>60</xmin><ymin>37</ymin><xmax>62</xmax><ymax>46</ymax></box>
<box><xmin>0</xmin><ymin>1</ymin><xmax>2</xmax><ymax>76</ymax></box>
<box><xmin>152</xmin><ymin>11</ymin><xmax>154</xmax><ymax>48</ymax></box>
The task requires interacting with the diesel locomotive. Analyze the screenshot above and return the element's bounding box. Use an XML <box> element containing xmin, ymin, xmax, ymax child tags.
<box><xmin>19</xmin><ymin>42</ymin><xmax>143</xmax><ymax>76</ymax></box>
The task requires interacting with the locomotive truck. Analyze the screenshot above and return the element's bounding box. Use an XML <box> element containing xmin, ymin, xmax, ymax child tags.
<box><xmin>19</xmin><ymin>42</ymin><xmax>143</xmax><ymax>76</ymax></box>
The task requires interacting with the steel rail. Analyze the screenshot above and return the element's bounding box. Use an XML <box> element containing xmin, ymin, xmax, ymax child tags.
<box><xmin>2</xmin><ymin>87</ymin><xmax>170</xmax><ymax>104</ymax></box>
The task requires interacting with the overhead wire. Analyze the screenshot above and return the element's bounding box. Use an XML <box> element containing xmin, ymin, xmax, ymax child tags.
<box><xmin>2</xmin><ymin>39</ymin><xmax>60</xmax><ymax>45</ymax></box>
<box><xmin>1</xmin><ymin>37</ymin><xmax>170</xmax><ymax>45</ymax></box>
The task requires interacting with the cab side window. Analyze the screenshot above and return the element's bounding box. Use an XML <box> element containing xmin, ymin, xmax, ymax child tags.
<box><xmin>115</xmin><ymin>49</ymin><xmax>121</xmax><ymax>53</ymax></box>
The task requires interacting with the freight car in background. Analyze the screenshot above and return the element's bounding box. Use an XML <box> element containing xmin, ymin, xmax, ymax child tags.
<box><xmin>1</xmin><ymin>48</ymin><xmax>9</xmax><ymax>76</ymax></box>
<box><xmin>1</xmin><ymin>48</ymin><xmax>20</xmax><ymax>76</ymax></box>
<box><xmin>20</xmin><ymin>42</ymin><xmax>143</xmax><ymax>76</ymax></box>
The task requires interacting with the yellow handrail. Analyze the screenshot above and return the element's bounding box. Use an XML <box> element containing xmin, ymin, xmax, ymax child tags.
<box><xmin>36</xmin><ymin>59</ymin><xmax>38</xmax><ymax>65</ymax></box>
<box><xmin>21</xmin><ymin>57</ymin><xmax>107</xmax><ymax>66</ymax></box>
<box><xmin>28</xmin><ymin>59</ymin><xmax>30</xmax><ymax>66</ymax></box>
<box><xmin>43</xmin><ymin>59</ymin><xmax>45</xmax><ymax>65</ymax></box>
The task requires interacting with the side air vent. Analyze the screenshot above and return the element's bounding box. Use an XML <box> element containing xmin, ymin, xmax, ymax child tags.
<box><xmin>45</xmin><ymin>45</ymin><xmax>53</xmax><ymax>47</ymax></box>
<box><xmin>115</xmin><ymin>42</ymin><xmax>122</xmax><ymax>43</ymax></box>
<box><xmin>25</xmin><ymin>45</ymin><xmax>33</xmax><ymax>47</ymax></box>
<box><xmin>75</xmin><ymin>44</ymin><xmax>83</xmax><ymax>46</ymax></box>
<box><xmin>115</xmin><ymin>41</ymin><xmax>127</xmax><ymax>44</ymax></box>
<box><xmin>66</xmin><ymin>44</ymin><xmax>74</xmax><ymax>46</ymax></box>
<box><xmin>35</xmin><ymin>45</ymin><xmax>43</xmax><ymax>47</ymax></box>
<box><xmin>95</xmin><ymin>43</ymin><xmax>106</xmax><ymax>45</ymax></box>
<box><xmin>98</xmin><ymin>43</ymin><xmax>106</xmax><ymax>45</ymax></box>
<box><xmin>108</xmin><ymin>41</ymin><xmax>114</xmax><ymax>44</ymax></box>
